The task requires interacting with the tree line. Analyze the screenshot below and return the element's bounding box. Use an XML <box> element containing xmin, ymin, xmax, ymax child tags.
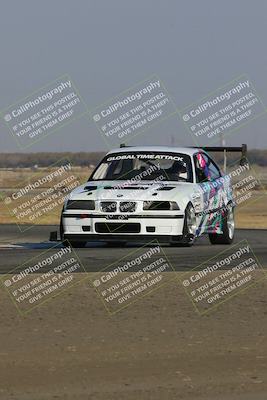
<box><xmin>0</xmin><ymin>150</ymin><xmax>267</xmax><ymax>168</ymax></box>
<box><xmin>0</xmin><ymin>152</ymin><xmax>105</xmax><ymax>168</ymax></box>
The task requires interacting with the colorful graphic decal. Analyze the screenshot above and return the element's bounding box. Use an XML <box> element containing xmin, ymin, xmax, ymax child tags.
<box><xmin>195</xmin><ymin>152</ymin><xmax>233</xmax><ymax>236</ymax></box>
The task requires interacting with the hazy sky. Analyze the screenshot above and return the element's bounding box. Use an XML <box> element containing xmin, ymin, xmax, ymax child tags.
<box><xmin>1</xmin><ymin>0</ymin><xmax>267</xmax><ymax>152</ymax></box>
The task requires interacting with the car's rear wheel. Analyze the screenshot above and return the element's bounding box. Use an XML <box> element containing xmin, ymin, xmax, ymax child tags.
<box><xmin>209</xmin><ymin>205</ymin><xmax>235</xmax><ymax>245</ymax></box>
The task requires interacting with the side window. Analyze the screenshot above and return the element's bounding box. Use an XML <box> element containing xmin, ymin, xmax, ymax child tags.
<box><xmin>194</xmin><ymin>152</ymin><xmax>221</xmax><ymax>182</ymax></box>
<box><xmin>194</xmin><ymin>153</ymin><xmax>210</xmax><ymax>183</ymax></box>
<box><xmin>207</xmin><ymin>158</ymin><xmax>221</xmax><ymax>180</ymax></box>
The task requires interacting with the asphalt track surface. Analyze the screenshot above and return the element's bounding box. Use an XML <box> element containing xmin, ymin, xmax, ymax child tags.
<box><xmin>0</xmin><ymin>224</ymin><xmax>266</xmax><ymax>272</ymax></box>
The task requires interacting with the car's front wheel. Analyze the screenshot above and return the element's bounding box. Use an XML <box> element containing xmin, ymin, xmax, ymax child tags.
<box><xmin>172</xmin><ymin>203</ymin><xmax>197</xmax><ymax>247</ymax></box>
<box><xmin>209</xmin><ymin>205</ymin><xmax>235</xmax><ymax>245</ymax></box>
<box><xmin>182</xmin><ymin>203</ymin><xmax>197</xmax><ymax>246</ymax></box>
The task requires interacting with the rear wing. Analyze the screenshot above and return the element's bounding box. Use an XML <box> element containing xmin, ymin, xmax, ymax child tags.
<box><xmin>120</xmin><ymin>143</ymin><xmax>248</xmax><ymax>172</ymax></box>
<box><xmin>192</xmin><ymin>144</ymin><xmax>248</xmax><ymax>172</ymax></box>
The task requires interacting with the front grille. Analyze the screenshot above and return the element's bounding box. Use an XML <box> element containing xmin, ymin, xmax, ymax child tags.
<box><xmin>66</xmin><ymin>200</ymin><xmax>95</xmax><ymax>210</ymax></box>
<box><xmin>95</xmin><ymin>223</ymin><xmax>141</xmax><ymax>233</ymax></box>
<box><xmin>100</xmin><ymin>201</ymin><xmax>117</xmax><ymax>213</ymax></box>
<box><xmin>119</xmin><ymin>201</ymin><xmax>137</xmax><ymax>213</ymax></box>
<box><xmin>143</xmin><ymin>201</ymin><xmax>171</xmax><ymax>211</ymax></box>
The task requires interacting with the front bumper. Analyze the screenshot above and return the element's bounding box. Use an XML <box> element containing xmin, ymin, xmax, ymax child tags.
<box><xmin>62</xmin><ymin>212</ymin><xmax>185</xmax><ymax>241</ymax></box>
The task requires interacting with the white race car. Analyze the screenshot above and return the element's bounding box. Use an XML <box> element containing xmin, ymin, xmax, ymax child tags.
<box><xmin>60</xmin><ymin>145</ymin><xmax>243</xmax><ymax>248</ymax></box>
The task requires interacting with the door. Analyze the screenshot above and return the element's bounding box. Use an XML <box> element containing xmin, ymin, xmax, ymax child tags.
<box><xmin>193</xmin><ymin>152</ymin><xmax>228</xmax><ymax>235</ymax></box>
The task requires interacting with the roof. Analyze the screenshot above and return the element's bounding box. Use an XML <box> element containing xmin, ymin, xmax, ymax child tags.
<box><xmin>107</xmin><ymin>146</ymin><xmax>202</xmax><ymax>157</ymax></box>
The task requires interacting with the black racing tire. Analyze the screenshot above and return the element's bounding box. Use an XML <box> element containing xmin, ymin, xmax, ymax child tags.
<box><xmin>172</xmin><ymin>203</ymin><xmax>197</xmax><ymax>247</ymax></box>
<box><xmin>209</xmin><ymin>205</ymin><xmax>235</xmax><ymax>245</ymax></box>
<box><xmin>181</xmin><ymin>203</ymin><xmax>197</xmax><ymax>247</ymax></box>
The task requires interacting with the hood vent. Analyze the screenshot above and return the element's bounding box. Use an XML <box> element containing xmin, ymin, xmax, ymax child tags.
<box><xmin>84</xmin><ymin>185</ymin><xmax>98</xmax><ymax>191</ymax></box>
<box><xmin>104</xmin><ymin>186</ymin><xmax>147</xmax><ymax>190</ymax></box>
<box><xmin>157</xmin><ymin>186</ymin><xmax>175</xmax><ymax>191</ymax></box>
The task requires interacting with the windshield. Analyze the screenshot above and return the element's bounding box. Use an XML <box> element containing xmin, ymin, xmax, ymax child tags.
<box><xmin>90</xmin><ymin>152</ymin><xmax>193</xmax><ymax>182</ymax></box>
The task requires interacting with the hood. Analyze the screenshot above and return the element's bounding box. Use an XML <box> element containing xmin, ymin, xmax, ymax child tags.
<box><xmin>68</xmin><ymin>180</ymin><xmax>194</xmax><ymax>202</ymax></box>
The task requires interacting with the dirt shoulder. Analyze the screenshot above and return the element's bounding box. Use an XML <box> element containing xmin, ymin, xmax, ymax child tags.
<box><xmin>0</xmin><ymin>273</ymin><xmax>266</xmax><ymax>400</ymax></box>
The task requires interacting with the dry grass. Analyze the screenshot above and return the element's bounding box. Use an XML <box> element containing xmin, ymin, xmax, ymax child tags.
<box><xmin>0</xmin><ymin>166</ymin><xmax>90</xmax><ymax>188</ymax></box>
<box><xmin>235</xmin><ymin>193</ymin><xmax>267</xmax><ymax>228</ymax></box>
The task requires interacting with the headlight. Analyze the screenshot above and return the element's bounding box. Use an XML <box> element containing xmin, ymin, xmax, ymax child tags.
<box><xmin>66</xmin><ymin>200</ymin><xmax>95</xmax><ymax>210</ymax></box>
<box><xmin>143</xmin><ymin>201</ymin><xmax>179</xmax><ymax>211</ymax></box>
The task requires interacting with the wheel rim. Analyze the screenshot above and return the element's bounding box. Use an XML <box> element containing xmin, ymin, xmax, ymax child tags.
<box><xmin>187</xmin><ymin>206</ymin><xmax>197</xmax><ymax>236</ymax></box>
<box><xmin>227</xmin><ymin>208</ymin><xmax>235</xmax><ymax>239</ymax></box>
